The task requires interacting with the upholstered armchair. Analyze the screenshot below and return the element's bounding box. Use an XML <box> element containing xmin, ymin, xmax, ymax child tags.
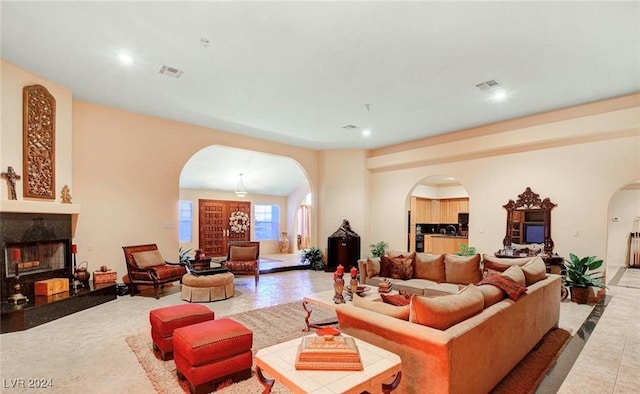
<box><xmin>223</xmin><ymin>241</ymin><xmax>260</xmax><ymax>285</ymax></box>
<box><xmin>122</xmin><ymin>244</ymin><xmax>187</xmax><ymax>299</ymax></box>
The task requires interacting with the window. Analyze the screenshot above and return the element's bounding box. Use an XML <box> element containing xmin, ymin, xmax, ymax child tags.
<box><xmin>178</xmin><ymin>200</ymin><xmax>192</xmax><ymax>243</ymax></box>
<box><xmin>254</xmin><ymin>204</ymin><xmax>280</xmax><ymax>240</ymax></box>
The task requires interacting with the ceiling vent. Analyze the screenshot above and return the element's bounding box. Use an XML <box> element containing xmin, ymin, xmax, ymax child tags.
<box><xmin>159</xmin><ymin>65</ymin><xmax>184</xmax><ymax>79</ymax></box>
<box><xmin>342</xmin><ymin>125</ymin><xmax>357</xmax><ymax>130</ymax></box>
<box><xmin>475</xmin><ymin>79</ymin><xmax>500</xmax><ymax>91</ymax></box>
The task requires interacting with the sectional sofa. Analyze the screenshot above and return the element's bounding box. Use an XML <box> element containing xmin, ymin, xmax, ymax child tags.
<box><xmin>336</xmin><ymin>252</ymin><xmax>561</xmax><ymax>394</ymax></box>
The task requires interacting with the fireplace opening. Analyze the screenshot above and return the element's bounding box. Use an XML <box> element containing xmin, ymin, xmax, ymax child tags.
<box><xmin>5</xmin><ymin>240</ymin><xmax>68</xmax><ymax>278</ymax></box>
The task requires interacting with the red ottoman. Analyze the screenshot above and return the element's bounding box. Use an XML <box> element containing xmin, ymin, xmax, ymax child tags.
<box><xmin>173</xmin><ymin>318</ymin><xmax>253</xmax><ymax>394</ymax></box>
<box><xmin>149</xmin><ymin>304</ymin><xmax>214</xmax><ymax>361</ymax></box>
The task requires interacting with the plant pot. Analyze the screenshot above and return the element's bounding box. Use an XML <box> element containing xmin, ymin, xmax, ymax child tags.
<box><xmin>570</xmin><ymin>286</ymin><xmax>590</xmax><ymax>304</ymax></box>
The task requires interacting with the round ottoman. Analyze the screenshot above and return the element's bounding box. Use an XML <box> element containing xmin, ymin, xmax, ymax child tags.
<box><xmin>181</xmin><ymin>272</ymin><xmax>235</xmax><ymax>302</ymax></box>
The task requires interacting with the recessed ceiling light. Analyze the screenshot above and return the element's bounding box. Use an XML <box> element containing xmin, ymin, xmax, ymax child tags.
<box><xmin>491</xmin><ymin>90</ymin><xmax>507</xmax><ymax>102</ymax></box>
<box><xmin>361</xmin><ymin>129</ymin><xmax>371</xmax><ymax>137</ymax></box>
<box><xmin>117</xmin><ymin>53</ymin><xmax>133</xmax><ymax>65</ymax></box>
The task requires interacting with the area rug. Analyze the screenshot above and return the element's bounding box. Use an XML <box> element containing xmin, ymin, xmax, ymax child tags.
<box><xmin>126</xmin><ymin>301</ymin><xmax>336</xmax><ymax>393</ymax></box>
<box><xmin>127</xmin><ymin>303</ymin><xmax>570</xmax><ymax>394</ymax></box>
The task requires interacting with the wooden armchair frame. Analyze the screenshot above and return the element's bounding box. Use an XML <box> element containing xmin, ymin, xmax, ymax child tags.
<box><xmin>122</xmin><ymin>244</ymin><xmax>187</xmax><ymax>299</ymax></box>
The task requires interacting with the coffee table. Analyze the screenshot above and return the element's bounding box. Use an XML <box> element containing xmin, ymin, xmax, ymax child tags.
<box><xmin>255</xmin><ymin>333</ymin><xmax>402</xmax><ymax>394</ymax></box>
<box><xmin>302</xmin><ymin>286</ymin><xmax>389</xmax><ymax>331</ymax></box>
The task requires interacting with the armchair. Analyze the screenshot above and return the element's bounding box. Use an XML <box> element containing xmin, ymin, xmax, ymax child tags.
<box><xmin>122</xmin><ymin>244</ymin><xmax>187</xmax><ymax>299</ymax></box>
<box><xmin>223</xmin><ymin>241</ymin><xmax>260</xmax><ymax>285</ymax></box>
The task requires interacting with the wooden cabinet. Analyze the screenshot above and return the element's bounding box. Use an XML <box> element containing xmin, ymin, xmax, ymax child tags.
<box><xmin>431</xmin><ymin>236</ymin><xmax>468</xmax><ymax>255</ymax></box>
<box><xmin>412</xmin><ymin>197</ymin><xmax>468</xmax><ymax>225</ymax></box>
<box><xmin>439</xmin><ymin>198</ymin><xmax>469</xmax><ymax>223</ymax></box>
<box><xmin>430</xmin><ymin>199</ymin><xmax>441</xmax><ymax>223</ymax></box>
<box><xmin>425</xmin><ymin>235</ymin><xmax>434</xmax><ymax>253</ymax></box>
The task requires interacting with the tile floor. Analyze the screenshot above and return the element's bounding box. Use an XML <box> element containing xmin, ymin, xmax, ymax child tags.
<box><xmin>0</xmin><ymin>267</ymin><xmax>638</xmax><ymax>393</ymax></box>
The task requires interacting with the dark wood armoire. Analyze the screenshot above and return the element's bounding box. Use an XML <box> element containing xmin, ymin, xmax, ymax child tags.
<box><xmin>326</xmin><ymin>220</ymin><xmax>361</xmax><ymax>272</ymax></box>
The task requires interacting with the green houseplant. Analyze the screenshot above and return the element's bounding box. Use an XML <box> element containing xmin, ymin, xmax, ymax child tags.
<box><xmin>301</xmin><ymin>247</ymin><xmax>325</xmax><ymax>271</ymax></box>
<box><xmin>456</xmin><ymin>244</ymin><xmax>477</xmax><ymax>256</ymax></box>
<box><xmin>369</xmin><ymin>241</ymin><xmax>389</xmax><ymax>258</ymax></box>
<box><xmin>178</xmin><ymin>247</ymin><xmax>192</xmax><ymax>264</ymax></box>
<box><xmin>564</xmin><ymin>253</ymin><xmax>606</xmax><ymax>304</ymax></box>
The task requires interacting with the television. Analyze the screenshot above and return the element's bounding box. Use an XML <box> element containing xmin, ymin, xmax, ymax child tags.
<box><xmin>524</xmin><ymin>224</ymin><xmax>545</xmax><ymax>244</ymax></box>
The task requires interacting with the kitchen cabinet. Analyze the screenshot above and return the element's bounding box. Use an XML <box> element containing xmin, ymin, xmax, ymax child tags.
<box><xmin>431</xmin><ymin>236</ymin><xmax>468</xmax><ymax>255</ymax></box>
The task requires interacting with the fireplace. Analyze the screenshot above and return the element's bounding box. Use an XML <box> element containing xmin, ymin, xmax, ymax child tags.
<box><xmin>0</xmin><ymin>213</ymin><xmax>72</xmax><ymax>299</ymax></box>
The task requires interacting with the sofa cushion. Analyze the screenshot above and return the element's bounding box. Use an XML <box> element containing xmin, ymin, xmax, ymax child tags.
<box><xmin>380</xmin><ymin>293</ymin><xmax>411</xmax><ymax>306</ymax></box>
<box><xmin>423</xmin><ymin>283</ymin><xmax>461</xmax><ymax>297</ymax></box>
<box><xmin>477</xmin><ymin>283</ymin><xmax>505</xmax><ymax>307</ymax></box>
<box><xmin>522</xmin><ymin>256</ymin><xmax>548</xmax><ymax>286</ymax></box>
<box><xmin>132</xmin><ymin>250</ymin><xmax>165</xmax><ymax>268</ymax></box>
<box><xmin>353</xmin><ymin>295</ymin><xmax>410</xmax><ymax>320</ymax></box>
<box><xmin>444</xmin><ymin>254</ymin><xmax>482</xmax><ymax>285</ymax></box>
<box><xmin>414</xmin><ymin>253</ymin><xmax>446</xmax><ymax>282</ymax></box>
<box><xmin>390</xmin><ymin>278</ymin><xmax>438</xmax><ymax>295</ymax></box>
<box><xmin>502</xmin><ymin>264</ymin><xmax>526</xmax><ymax>287</ymax></box>
<box><xmin>365</xmin><ymin>258</ymin><xmax>381</xmax><ymax>279</ymax></box>
<box><xmin>482</xmin><ymin>254</ymin><xmax>532</xmax><ymax>276</ymax></box>
<box><xmin>409</xmin><ymin>284</ymin><xmax>484</xmax><ymax>330</ymax></box>
<box><xmin>478</xmin><ymin>274</ymin><xmax>527</xmax><ymax>301</ymax></box>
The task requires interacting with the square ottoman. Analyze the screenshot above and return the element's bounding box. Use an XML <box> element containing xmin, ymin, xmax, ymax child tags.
<box><xmin>149</xmin><ymin>303</ymin><xmax>214</xmax><ymax>361</ymax></box>
<box><xmin>173</xmin><ymin>318</ymin><xmax>253</xmax><ymax>394</ymax></box>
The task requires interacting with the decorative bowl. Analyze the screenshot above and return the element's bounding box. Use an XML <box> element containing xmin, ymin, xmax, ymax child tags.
<box><xmin>316</xmin><ymin>326</ymin><xmax>341</xmax><ymax>336</ymax></box>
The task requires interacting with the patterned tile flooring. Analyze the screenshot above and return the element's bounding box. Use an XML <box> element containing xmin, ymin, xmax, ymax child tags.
<box><xmin>0</xmin><ymin>266</ymin><xmax>638</xmax><ymax>393</ymax></box>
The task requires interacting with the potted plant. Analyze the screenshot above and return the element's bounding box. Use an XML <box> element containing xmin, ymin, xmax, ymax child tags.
<box><xmin>178</xmin><ymin>247</ymin><xmax>192</xmax><ymax>264</ymax></box>
<box><xmin>564</xmin><ymin>253</ymin><xmax>606</xmax><ymax>304</ymax></box>
<box><xmin>456</xmin><ymin>244</ymin><xmax>477</xmax><ymax>256</ymax></box>
<box><xmin>301</xmin><ymin>247</ymin><xmax>324</xmax><ymax>271</ymax></box>
<box><xmin>369</xmin><ymin>241</ymin><xmax>389</xmax><ymax>258</ymax></box>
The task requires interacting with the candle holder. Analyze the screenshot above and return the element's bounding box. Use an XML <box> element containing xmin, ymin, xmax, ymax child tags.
<box><xmin>8</xmin><ymin>250</ymin><xmax>28</xmax><ymax>305</ymax></box>
<box><xmin>333</xmin><ymin>276</ymin><xmax>345</xmax><ymax>304</ymax></box>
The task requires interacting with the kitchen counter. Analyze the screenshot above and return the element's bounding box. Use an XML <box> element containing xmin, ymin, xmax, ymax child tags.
<box><xmin>430</xmin><ymin>235</ymin><xmax>468</xmax><ymax>239</ymax></box>
<box><xmin>430</xmin><ymin>235</ymin><xmax>468</xmax><ymax>254</ymax></box>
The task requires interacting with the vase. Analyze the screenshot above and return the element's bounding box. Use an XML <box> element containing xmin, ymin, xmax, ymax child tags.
<box><xmin>279</xmin><ymin>232</ymin><xmax>289</xmax><ymax>253</ymax></box>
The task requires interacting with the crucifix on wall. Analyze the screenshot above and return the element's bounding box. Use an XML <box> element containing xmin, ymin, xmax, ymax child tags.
<box><xmin>1</xmin><ymin>166</ymin><xmax>21</xmax><ymax>200</ymax></box>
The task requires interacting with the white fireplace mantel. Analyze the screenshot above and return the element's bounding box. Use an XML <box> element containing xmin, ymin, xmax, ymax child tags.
<box><xmin>0</xmin><ymin>200</ymin><xmax>81</xmax><ymax>215</ymax></box>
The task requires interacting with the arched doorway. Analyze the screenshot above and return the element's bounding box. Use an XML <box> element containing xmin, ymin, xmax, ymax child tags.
<box><xmin>606</xmin><ymin>179</ymin><xmax>640</xmax><ymax>281</ymax></box>
<box><xmin>407</xmin><ymin>175</ymin><xmax>469</xmax><ymax>254</ymax></box>
<box><xmin>178</xmin><ymin>145</ymin><xmax>312</xmax><ymax>259</ymax></box>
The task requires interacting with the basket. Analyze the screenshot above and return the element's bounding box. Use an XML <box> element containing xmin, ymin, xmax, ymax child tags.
<box><xmin>93</xmin><ymin>270</ymin><xmax>117</xmax><ymax>284</ymax></box>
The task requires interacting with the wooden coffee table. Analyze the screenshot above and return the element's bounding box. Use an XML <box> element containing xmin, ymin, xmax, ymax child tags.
<box><xmin>302</xmin><ymin>285</ymin><xmax>389</xmax><ymax>331</ymax></box>
<box><xmin>255</xmin><ymin>333</ymin><xmax>402</xmax><ymax>394</ymax></box>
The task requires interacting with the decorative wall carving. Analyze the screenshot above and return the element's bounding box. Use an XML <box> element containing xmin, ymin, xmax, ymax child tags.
<box><xmin>23</xmin><ymin>84</ymin><xmax>56</xmax><ymax>199</ymax></box>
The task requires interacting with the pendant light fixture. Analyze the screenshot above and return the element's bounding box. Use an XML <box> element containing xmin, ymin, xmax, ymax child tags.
<box><xmin>235</xmin><ymin>173</ymin><xmax>247</xmax><ymax>197</ymax></box>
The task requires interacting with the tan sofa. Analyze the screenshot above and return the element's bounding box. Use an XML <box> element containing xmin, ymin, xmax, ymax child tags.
<box><xmin>336</xmin><ymin>270</ymin><xmax>561</xmax><ymax>394</ymax></box>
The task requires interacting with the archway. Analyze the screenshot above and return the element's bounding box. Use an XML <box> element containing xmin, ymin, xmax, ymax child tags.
<box><xmin>407</xmin><ymin>175</ymin><xmax>470</xmax><ymax>254</ymax></box>
<box><xmin>606</xmin><ymin>179</ymin><xmax>640</xmax><ymax>282</ymax></box>
<box><xmin>178</xmin><ymin>145</ymin><xmax>313</xmax><ymax>260</ymax></box>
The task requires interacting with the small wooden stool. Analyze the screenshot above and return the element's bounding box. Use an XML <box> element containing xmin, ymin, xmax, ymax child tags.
<box><xmin>149</xmin><ymin>303</ymin><xmax>214</xmax><ymax>361</ymax></box>
<box><xmin>173</xmin><ymin>318</ymin><xmax>253</xmax><ymax>394</ymax></box>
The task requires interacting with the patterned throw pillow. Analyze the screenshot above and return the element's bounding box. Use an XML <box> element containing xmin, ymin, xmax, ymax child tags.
<box><xmin>389</xmin><ymin>256</ymin><xmax>414</xmax><ymax>280</ymax></box>
<box><xmin>477</xmin><ymin>274</ymin><xmax>527</xmax><ymax>301</ymax></box>
<box><xmin>380</xmin><ymin>293</ymin><xmax>411</xmax><ymax>306</ymax></box>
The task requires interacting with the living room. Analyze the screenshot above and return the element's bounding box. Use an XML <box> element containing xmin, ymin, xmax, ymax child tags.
<box><xmin>1</xmin><ymin>2</ymin><xmax>639</xmax><ymax>393</ymax></box>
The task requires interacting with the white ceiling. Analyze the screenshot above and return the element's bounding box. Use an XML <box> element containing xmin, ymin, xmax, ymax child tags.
<box><xmin>2</xmin><ymin>1</ymin><xmax>639</xmax><ymax>195</ymax></box>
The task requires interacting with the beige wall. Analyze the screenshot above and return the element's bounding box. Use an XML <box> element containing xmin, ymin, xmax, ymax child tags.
<box><xmin>0</xmin><ymin>60</ymin><xmax>74</xmax><ymax>203</ymax></box>
<box><xmin>607</xmin><ymin>186</ymin><xmax>640</xmax><ymax>272</ymax></box>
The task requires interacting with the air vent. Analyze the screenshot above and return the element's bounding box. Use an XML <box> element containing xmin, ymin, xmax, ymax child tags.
<box><xmin>475</xmin><ymin>79</ymin><xmax>500</xmax><ymax>91</ymax></box>
<box><xmin>159</xmin><ymin>65</ymin><xmax>184</xmax><ymax>79</ymax></box>
<box><xmin>342</xmin><ymin>125</ymin><xmax>357</xmax><ymax>130</ymax></box>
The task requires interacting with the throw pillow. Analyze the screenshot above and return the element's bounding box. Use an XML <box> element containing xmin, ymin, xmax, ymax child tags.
<box><xmin>389</xmin><ymin>256</ymin><xmax>414</xmax><ymax>280</ymax></box>
<box><xmin>521</xmin><ymin>256</ymin><xmax>548</xmax><ymax>286</ymax></box>
<box><xmin>502</xmin><ymin>264</ymin><xmax>526</xmax><ymax>287</ymax></box>
<box><xmin>482</xmin><ymin>254</ymin><xmax>533</xmax><ymax>277</ymax></box>
<box><xmin>366</xmin><ymin>258</ymin><xmax>381</xmax><ymax>279</ymax></box>
<box><xmin>444</xmin><ymin>254</ymin><xmax>482</xmax><ymax>285</ymax></box>
<box><xmin>414</xmin><ymin>253</ymin><xmax>446</xmax><ymax>282</ymax></box>
<box><xmin>353</xmin><ymin>295</ymin><xmax>410</xmax><ymax>320</ymax></box>
<box><xmin>477</xmin><ymin>274</ymin><xmax>527</xmax><ymax>301</ymax></box>
<box><xmin>477</xmin><ymin>284</ymin><xmax>505</xmax><ymax>308</ymax></box>
<box><xmin>379</xmin><ymin>256</ymin><xmax>394</xmax><ymax>278</ymax></box>
<box><xmin>132</xmin><ymin>250</ymin><xmax>165</xmax><ymax>268</ymax></box>
<box><xmin>230</xmin><ymin>245</ymin><xmax>257</xmax><ymax>261</ymax></box>
<box><xmin>380</xmin><ymin>293</ymin><xmax>411</xmax><ymax>306</ymax></box>
<box><xmin>409</xmin><ymin>285</ymin><xmax>484</xmax><ymax>330</ymax></box>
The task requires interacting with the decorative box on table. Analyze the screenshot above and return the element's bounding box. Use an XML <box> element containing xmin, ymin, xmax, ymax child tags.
<box><xmin>295</xmin><ymin>335</ymin><xmax>363</xmax><ymax>371</ymax></box>
<box><xmin>93</xmin><ymin>270</ymin><xmax>117</xmax><ymax>284</ymax></box>
<box><xmin>34</xmin><ymin>278</ymin><xmax>70</xmax><ymax>296</ymax></box>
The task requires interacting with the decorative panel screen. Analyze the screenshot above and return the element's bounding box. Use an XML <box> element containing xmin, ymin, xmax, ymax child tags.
<box><xmin>23</xmin><ymin>84</ymin><xmax>56</xmax><ymax>199</ymax></box>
